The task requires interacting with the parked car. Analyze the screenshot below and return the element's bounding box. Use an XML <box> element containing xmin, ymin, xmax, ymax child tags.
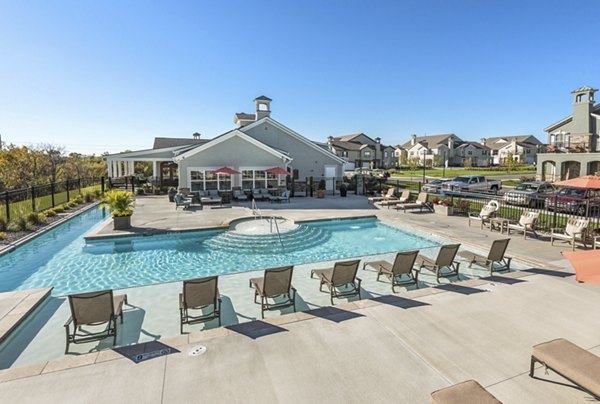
<box><xmin>443</xmin><ymin>175</ymin><xmax>502</xmax><ymax>193</ymax></box>
<box><xmin>545</xmin><ymin>187</ymin><xmax>600</xmax><ymax>216</ymax></box>
<box><xmin>422</xmin><ymin>178</ymin><xmax>451</xmax><ymax>194</ymax></box>
<box><xmin>503</xmin><ymin>181</ymin><xmax>556</xmax><ymax>208</ymax></box>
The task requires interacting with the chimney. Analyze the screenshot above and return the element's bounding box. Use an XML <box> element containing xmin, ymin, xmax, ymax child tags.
<box><xmin>327</xmin><ymin>136</ymin><xmax>334</xmax><ymax>145</ymax></box>
<box><xmin>447</xmin><ymin>136</ymin><xmax>454</xmax><ymax>149</ymax></box>
<box><xmin>193</xmin><ymin>132</ymin><xmax>201</xmax><ymax>140</ymax></box>
<box><xmin>411</xmin><ymin>134</ymin><xmax>417</xmax><ymax>146</ymax></box>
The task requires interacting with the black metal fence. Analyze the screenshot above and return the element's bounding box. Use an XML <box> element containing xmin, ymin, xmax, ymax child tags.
<box><xmin>1</xmin><ymin>177</ymin><xmax>106</xmax><ymax>222</ymax></box>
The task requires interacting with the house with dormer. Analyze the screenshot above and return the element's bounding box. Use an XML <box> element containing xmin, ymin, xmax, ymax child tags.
<box><xmin>401</xmin><ymin>134</ymin><xmax>463</xmax><ymax>167</ymax></box>
<box><xmin>327</xmin><ymin>133</ymin><xmax>397</xmax><ymax>170</ymax></box>
<box><xmin>482</xmin><ymin>135</ymin><xmax>543</xmax><ymax>165</ymax></box>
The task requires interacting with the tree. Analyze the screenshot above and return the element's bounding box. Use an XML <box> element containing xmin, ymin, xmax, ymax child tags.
<box><xmin>40</xmin><ymin>143</ymin><xmax>66</xmax><ymax>182</ymax></box>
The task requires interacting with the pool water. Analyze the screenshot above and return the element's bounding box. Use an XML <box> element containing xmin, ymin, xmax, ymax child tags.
<box><xmin>0</xmin><ymin>209</ymin><xmax>440</xmax><ymax>296</ymax></box>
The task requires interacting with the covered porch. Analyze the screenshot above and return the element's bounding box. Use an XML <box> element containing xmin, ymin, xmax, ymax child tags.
<box><xmin>104</xmin><ymin>147</ymin><xmax>184</xmax><ymax>188</ymax></box>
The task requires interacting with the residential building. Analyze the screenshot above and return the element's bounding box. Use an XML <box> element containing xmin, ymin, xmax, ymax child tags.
<box><xmin>482</xmin><ymin>135</ymin><xmax>543</xmax><ymax>165</ymax></box>
<box><xmin>537</xmin><ymin>86</ymin><xmax>600</xmax><ymax>180</ymax></box>
<box><xmin>401</xmin><ymin>134</ymin><xmax>462</xmax><ymax>167</ymax></box>
<box><xmin>327</xmin><ymin>133</ymin><xmax>397</xmax><ymax>170</ymax></box>
<box><xmin>105</xmin><ymin>96</ymin><xmax>345</xmax><ymax>190</ymax></box>
<box><xmin>454</xmin><ymin>142</ymin><xmax>491</xmax><ymax>167</ymax></box>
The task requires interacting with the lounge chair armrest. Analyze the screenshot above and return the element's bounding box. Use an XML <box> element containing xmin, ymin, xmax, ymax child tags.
<box><xmin>64</xmin><ymin>316</ymin><xmax>73</xmax><ymax>328</ymax></box>
<box><xmin>550</xmin><ymin>227</ymin><xmax>563</xmax><ymax>233</ymax></box>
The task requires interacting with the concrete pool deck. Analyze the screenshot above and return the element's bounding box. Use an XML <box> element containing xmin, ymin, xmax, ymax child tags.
<box><xmin>0</xmin><ymin>194</ymin><xmax>598</xmax><ymax>402</ymax></box>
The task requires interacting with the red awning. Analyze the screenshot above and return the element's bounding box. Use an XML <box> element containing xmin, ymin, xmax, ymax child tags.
<box><xmin>265</xmin><ymin>167</ymin><xmax>290</xmax><ymax>175</ymax></box>
<box><xmin>562</xmin><ymin>249</ymin><xmax>600</xmax><ymax>286</ymax></box>
<box><xmin>554</xmin><ymin>176</ymin><xmax>600</xmax><ymax>189</ymax></box>
<box><xmin>212</xmin><ymin>167</ymin><xmax>241</xmax><ymax>175</ymax></box>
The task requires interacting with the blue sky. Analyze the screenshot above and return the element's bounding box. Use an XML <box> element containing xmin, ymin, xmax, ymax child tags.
<box><xmin>1</xmin><ymin>0</ymin><xmax>598</xmax><ymax>154</ymax></box>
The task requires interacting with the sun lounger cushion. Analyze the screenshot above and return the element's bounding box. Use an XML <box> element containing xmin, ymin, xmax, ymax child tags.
<box><xmin>531</xmin><ymin>338</ymin><xmax>600</xmax><ymax>397</ymax></box>
<box><xmin>430</xmin><ymin>380</ymin><xmax>501</xmax><ymax>404</ymax></box>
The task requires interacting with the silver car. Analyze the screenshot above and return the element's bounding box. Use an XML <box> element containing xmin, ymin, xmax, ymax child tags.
<box><xmin>503</xmin><ymin>181</ymin><xmax>556</xmax><ymax>207</ymax></box>
<box><xmin>422</xmin><ymin>178</ymin><xmax>451</xmax><ymax>194</ymax></box>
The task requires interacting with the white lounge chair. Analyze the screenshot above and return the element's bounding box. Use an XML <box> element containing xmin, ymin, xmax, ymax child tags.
<box><xmin>467</xmin><ymin>200</ymin><xmax>499</xmax><ymax>229</ymax></box>
<box><xmin>507</xmin><ymin>211</ymin><xmax>539</xmax><ymax>239</ymax></box>
<box><xmin>368</xmin><ymin>187</ymin><xmax>396</xmax><ymax>204</ymax></box>
<box><xmin>551</xmin><ymin>218</ymin><xmax>589</xmax><ymax>251</ymax></box>
<box><xmin>381</xmin><ymin>190</ymin><xmax>411</xmax><ymax>208</ymax></box>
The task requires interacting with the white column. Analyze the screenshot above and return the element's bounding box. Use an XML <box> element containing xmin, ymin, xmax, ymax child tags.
<box><xmin>117</xmin><ymin>161</ymin><xmax>122</xmax><ymax>177</ymax></box>
<box><xmin>129</xmin><ymin>161</ymin><xmax>135</xmax><ymax>176</ymax></box>
<box><xmin>107</xmin><ymin>159</ymin><xmax>113</xmax><ymax>177</ymax></box>
<box><xmin>152</xmin><ymin>161</ymin><xmax>157</xmax><ymax>181</ymax></box>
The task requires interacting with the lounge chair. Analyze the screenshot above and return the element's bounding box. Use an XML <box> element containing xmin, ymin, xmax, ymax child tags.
<box><xmin>233</xmin><ymin>189</ymin><xmax>248</xmax><ymax>201</ymax></box>
<box><xmin>311</xmin><ymin>259</ymin><xmax>362</xmax><ymax>304</ymax></box>
<box><xmin>64</xmin><ymin>289</ymin><xmax>128</xmax><ymax>353</ymax></box>
<box><xmin>381</xmin><ymin>190</ymin><xmax>411</xmax><ymax>208</ymax></box>
<box><xmin>368</xmin><ymin>187</ymin><xmax>396</xmax><ymax>204</ymax></box>
<box><xmin>468</xmin><ymin>201</ymin><xmax>499</xmax><ymax>229</ymax></box>
<box><xmin>269</xmin><ymin>190</ymin><xmax>290</xmax><ymax>203</ymax></box>
<box><xmin>530</xmin><ymin>338</ymin><xmax>600</xmax><ymax>399</ymax></box>
<box><xmin>458</xmin><ymin>238</ymin><xmax>512</xmax><ymax>276</ymax></box>
<box><xmin>363</xmin><ymin>250</ymin><xmax>419</xmax><ymax>292</ymax></box>
<box><xmin>174</xmin><ymin>193</ymin><xmax>192</xmax><ymax>210</ymax></box>
<box><xmin>394</xmin><ymin>192</ymin><xmax>433</xmax><ymax>213</ymax></box>
<box><xmin>199</xmin><ymin>190</ymin><xmax>222</xmax><ymax>206</ymax></box>
<box><xmin>249</xmin><ymin>266</ymin><xmax>296</xmax><ymax>318</ymax></box>
<box><xmin>416</xmin><ymin>244</ymin><xmax>461</xmax><ymax>283</ymax></box>
<box><xmin>252</xmin><ymin>188</ymin><xmax>272</xmax><ymax>200</ymax></box>
<box><xmin>507</xmin><ymin>211</ymin><xmax>539</xmax><ymax>239</ymax></box>
<box><xmin>179</xmin><ymin>276</ymin><xmax>221</xmax><ymax>334</ymax></box>
<box><xmin>551</xmin><ymin>218</ymin><xmax>589</xmax><ymax>251</ymax></box>
<box><xmin>430</xmin><ymin>380</ymin><xmax>502</xmax><ymax>403</ymax></box>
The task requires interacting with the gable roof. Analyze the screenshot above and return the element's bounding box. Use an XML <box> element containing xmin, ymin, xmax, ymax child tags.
<box><xmin>400</xmin><ymin>134</ymin><xmax>458</xmax><ymax>149</ymax></box>
<box><xmin>456</xmin><ymin>142</ymin><xmax>490</xmax><ymax>150</ymax></box>
<box><xmin>330</xmin><ymin>140</ymin><xmax>367</xmax><ymax>151</ymax></box>
<box><xmin>153</xmin><ymin>137</ymin><xmax>208</xmax><ymax>149</ymax></box>
<box><xmin>545</xmin><ymin>103</ymin><xmax>600</xmax><ymax>132</ymax></box>
<box><xmin>483</xmin><ymin>135</ymin><xmax>541</xmax><ymax>150</ymax></box>
<box><xmin>332</xmin><ymin>133</ymin><xmax>375</xmax><ymax>143</ymax></box>
<box><xmin>241</xmin><ymin>117</ymin><xmax>345</xmax><ymax>164</ymax></box>
<box><xmin>173</xmin><ymin>130</ymin><xmax>292</xmax><ymax>163</ymax></box>
<box><xmin>254</xmin><ymin>95</ymin><xmax>272</xmax><ymax>101</ymax></box>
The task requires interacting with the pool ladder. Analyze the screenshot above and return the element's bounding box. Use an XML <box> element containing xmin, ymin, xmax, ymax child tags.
<box><xmin>251</xmin><ymin>200</ymin><xmax>284</xmax><ymax>251</ymax></box>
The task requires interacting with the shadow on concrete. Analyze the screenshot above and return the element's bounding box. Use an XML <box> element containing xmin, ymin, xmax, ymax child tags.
<box><xmin>307</xmin><ymin>306</ymin><xmax>364</xmax><ymax>323</ymax></box>
<box><xmin>435</xmin><ymin>284</ymin><xmax>486</xmax><ymax>295</ymax></box>
<box><xmin>482</xmin><ymin>275</ymin><xmax>528</xmax><ymax>285</ymax></box>
<box><xmin>523</xmin><ymin>268</ymin><xmax>574</xmax><ymax>278</ymax></box>
<box><xmin>370</xmin><ymin>295</ymin><xmax>430</xmax><ymax>309</ymax></box>
<box><xmin>226</xmin><ymin>320</ymin><xmax>288</xmax><ymax>339</ymax></box>
<box><xmin>114</xmin><ymin>340</ymin><xmax>179</xmax><ymax>364</ymax></box>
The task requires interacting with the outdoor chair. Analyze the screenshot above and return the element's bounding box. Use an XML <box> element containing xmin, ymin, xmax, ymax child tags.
<box><xmin>233</xmin><ymin>189</ymin><xmax>248</xmax><ymax>201</ymax></box>
<box><xmin>249</xmin><ymin>266</ymin><xmax>296</xmax><ymax>319</ymax></box>
<box><xmin>381</xmin><ymin>190</ymin><xmax>411</xmax><ymax>208</ymax></box>
<box><xmin>458</xmin><ymin>238</ymin><xmax>512</xmax><ymax>276</ymax></box>
<box><xmin>269</xmin><ymin>190</ymin><xmax>290</xmax><ymax>203</ymax></box>
<box><xmin>174</xmin><ymin>193</ymin><xmax>192</xmax><ymax>210</ymax></box>
<box><xmin>363</xmin><ymin>250</ymin><xmax>419</xmax><ymax>292</ymax></box>
<box><xmin>530</xmin><ymin>338</ymin><xmax>600</xmax><ymax>400</ymax></box>
<box><xmin>199</xmin><ymin>190</ymin><xmax>222</xmax><ymax>206</ymax></box>
<box><xmin>252</xmin><ymin>188</ymin><xmax>272</xmax><ymax>200</ymax></box>
<box><xmin>550</xmin><ymin>218</ymin><xmax>589</xmax><ymax>251</ymax></box>
<box><xmin>468</xmin><ymin>201</ymin><xmax>499</xmax><ymax>229</ymax></box>
<box><xmin>507</xmin><ymin>211</ymin><xmax>539</xmax><ymax>239</ymax></box>
<box><xmin>311</xmin><ymin>259</ymin><xmax>362</xmax><ymax>304</ymax></box>
<box><xmin>180</xmin><ymin>276</ymin><xmax>221</xmax><ymax>334</ymax></box>
<box><xmin>64</xmin><ymin>289</ymin><xmax>128</xmax><ymax>353</ymax></box>
<box><xmin>394</xmin><ymin>192</ymin><xmax>433</xmax><ymax>213</ymax></box>
<box><xmin>430</xmin><ymin>380</ymin><xmax>502</xmax><ymax>404</ymax></box>
<box><xmin>415</xmin><ymin>244</ymin><xmax>461</xmax><ymax>283</ymax></box>
<box><xmin>368</xmin><ymin>187</ymin><xmax>396</xmax><ymax>204</ymax></box>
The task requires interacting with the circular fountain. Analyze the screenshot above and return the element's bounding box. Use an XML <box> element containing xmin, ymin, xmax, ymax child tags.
<box><xmin>204</xmin><ymin>216</ymin><xmax>330</xmax><ymax>254</ymax></box>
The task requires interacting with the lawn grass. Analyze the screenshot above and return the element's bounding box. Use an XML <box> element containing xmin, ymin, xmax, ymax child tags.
<box><xmin>388</xmin><ymin>167</ymin><xmax>536</xmax><ymax>178</ymax></box>
<box><xmin>0</xmin><ymin>184</ymin><xmax>102</xmax><ymax>221</ymax></box>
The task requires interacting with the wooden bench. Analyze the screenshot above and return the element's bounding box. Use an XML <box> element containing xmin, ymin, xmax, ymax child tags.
<box><xmin>530</xmin><ymin>338</ymin><xmax>600</xmax><ymax>399</ymax></box>
<box><xmin>430</xmin><ymin>380</ymin><xmax>501</xmax><ymax>404</ymax></box>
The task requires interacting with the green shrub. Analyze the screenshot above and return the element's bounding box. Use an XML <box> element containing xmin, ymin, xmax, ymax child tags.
<box><xmin>27</xmin><ymin>212</ymin><xmax>47</xmax><ymax>225</ymax></box>
<box><xmin>8</xmin><ymin>216</ymin><xmax>31</xmax><ymax>231</ymax></box>
<box><xmin>0</xmin><ymin>217</ymin><xmax>6</xmax><ymax>232</ymax></box>
<box><xmin>84</xmin><ymin>193</ymin><xmax>95</xmax><ymax>202</ymax></box>
<box><xmin>100</xmin><ymin>190</ymin><xmax>135</xmax><ymax>217</ymax></box>
<box><xmin>45</xmin><ymin>209</ymin><xmax>57</xmax><ymax>217</ymax></box>
<box><xmin>54</xmin><ymin>206</ymin><xmax>65</xmax><ymax>213</ymax></box>
<box><xmin>0</xmin><ymin>231</ymin><xmax>6</xmax><ymax>240</ymax></box>
<box><xmin>153</xmin><ymin>186</ymin><xmax>161</xmax><ymax>195</ymax></box>
<box><xmin>136</xmin><ymin>188</ymin><xmax>145</xmax><ymax>195</ymax></box>
<box><xmin>67</xmin><ymin>201</ymin><xmax>77</xmax><ymax>208</ymax></box>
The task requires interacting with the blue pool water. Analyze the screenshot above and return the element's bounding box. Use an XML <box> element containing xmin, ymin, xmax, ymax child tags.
<box><xmin>0</xmin><ymin>208</ymin><xmax>440</xmax><ymax>296</ymax></box>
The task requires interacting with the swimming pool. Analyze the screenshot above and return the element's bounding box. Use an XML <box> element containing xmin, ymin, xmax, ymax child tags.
<box><xmin>0</xmin><ymin>209</ymin><xmax>440</xmax><ymax>296</ymax></box>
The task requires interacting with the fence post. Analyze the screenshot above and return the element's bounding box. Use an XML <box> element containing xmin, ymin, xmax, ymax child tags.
<box><xmin>31</xmin><ymin>186</ymin><xmax>36</xmax><ymax>212</ymax></box>
<box><xmin>552</xmin><ymin>195</ymin><xmax>557</xmax><ymax>229</ymax></box>
<box><xmin>66</xmin><ymin>180</ymin><xmax>70</xmax><ymax>202</ymax></box>
<box><xmin>4</xmin><ymin>191</ymin><xmax>9</xmax><ymax>221</ymax></box>
<box><xmin>78</xmin><ymin>178</ymin><xmax>81</xmax><ymax>194</ymax></box>
<box><xmin>51</xmin><ymin>182</ymin><xmax>55</xmax><ymax>208</ymax></box>
<box><xmin>101</xmin><ymin>177</ymin><xmax>105</xmax><ymax>194</ymax></box>
<box><xmin>309</xmin><ymin>177</ymin><xmax>313</xmax><ymax>197</ymax></box>
<box><xmin>131</xmin><ymin>176</ymin><xmax>135</xmax><ymax>194</ymax></box>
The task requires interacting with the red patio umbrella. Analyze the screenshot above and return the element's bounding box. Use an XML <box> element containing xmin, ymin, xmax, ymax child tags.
<box><xmin>554</xmin><ymin>176</ymin><xmax>600</xmax><ymax>189</ymax></box>
<box><xmin>211</xmin><ymin>167</ymin><xmax>241</xmax><ymax>175</ymax></box>
<box><xmin>265</xmin><ymin>167</ymin><xmax>290</xmax><ymax>175</ymax></box>
<box><xmin>562</xmin><ymin>249</ymin><xmax>600</xmax><ymax>286</ymax></box>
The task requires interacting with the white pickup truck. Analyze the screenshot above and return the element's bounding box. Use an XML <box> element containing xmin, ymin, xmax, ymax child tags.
<box><xmin>442</xmin><ymin>175</ymin><xmax>502</xmax><ymax>193</ymax></box>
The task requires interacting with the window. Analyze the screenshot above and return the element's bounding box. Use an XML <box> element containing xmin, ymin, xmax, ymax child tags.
<box><xmin>241</xmin><ymin>169</ymin><xmax>276</xmax><ymax>189</ymax></box>
<box><xmin>341</xmin><ymin>151</ymin><xmax>348</xmax><ymax>157</ymax></box>
<box><xmin>467</xmin><ymin>151</ymin><xmax>473</xmax><ymax>155</ymax></box>
<box><xmin>190</xmin><ymin>170</ymin><xmax>231</xmax><ymax>191</ymax></box>
<box><xmin>364</xmin><ymin>150</ymin><xmax>371</xmax><ymax>157</ymax></box>
<box><xmin>526</xmin><ymin>149</ymin><xmax>530</xmax><ymax>154</ymax></box>
<box><xmin>384</xmin><ymin>151</ymin><xmax>388</xmax><ymax>158</ymax></box>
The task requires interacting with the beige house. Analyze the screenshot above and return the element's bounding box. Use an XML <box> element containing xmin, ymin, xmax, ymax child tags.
<box><xmin>401</xmin><ymin>134</ymin><xmax>462</xmax><ymax>167</ymax></box>
<box><xmin>482</xmin><ymin>135</ymin><xmax>543</xmax><ymax>165</ymax></box>
<box><xmin>106</xmin><ymin>96</ymin><xmax>345</xmax><ymax>191</ymax></box>
<box><xmin>454</xmin><ymin>142</ymin><xmax>491</xmax><ymax>167</ymax></box>
<box><xmin>327</xmin><ymin>133</ymin><xmax>397</xmax><ymax>170</ymax></box>
<box><xmin>537</xmin><ymin>86</ymin><xmax>600</xmax><ymax>180</ymax></box>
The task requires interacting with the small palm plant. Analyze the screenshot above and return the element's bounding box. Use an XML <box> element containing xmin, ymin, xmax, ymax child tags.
<box><xmin>101</xmin><ymin>190</ymin><xmax>135</xmax><ymax>217</ymax></box>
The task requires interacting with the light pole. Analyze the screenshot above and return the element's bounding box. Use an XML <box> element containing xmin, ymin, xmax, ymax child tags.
<box><xmin>422</xmin><ymin>149</ymin><xmax>426</xmax><ymax>185</ymax></box>
<box><xmin>442</xmin><ymin>150</ymin><xmax>447</xmax><ymax>177</ymax></box>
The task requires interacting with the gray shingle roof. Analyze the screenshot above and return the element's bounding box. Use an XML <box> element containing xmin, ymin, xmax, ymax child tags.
<box><xmin>483</xmin><ymin>135</ymin><xmax>541</xmax><ymax>150</ymax></box>
<box><xmin>254</xmin><ymin>95</ymin><xmax>272</xmax><ymax>101</ymax></box>
<box><xmin>400</xmin><ymin>134</ymin><xmax>457</xmax><ymax>149</ymax></box>
<box><xmin>152</xmin><ymin>137</ymin><xmax>209</xmax><ymax>149</ymax></box>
